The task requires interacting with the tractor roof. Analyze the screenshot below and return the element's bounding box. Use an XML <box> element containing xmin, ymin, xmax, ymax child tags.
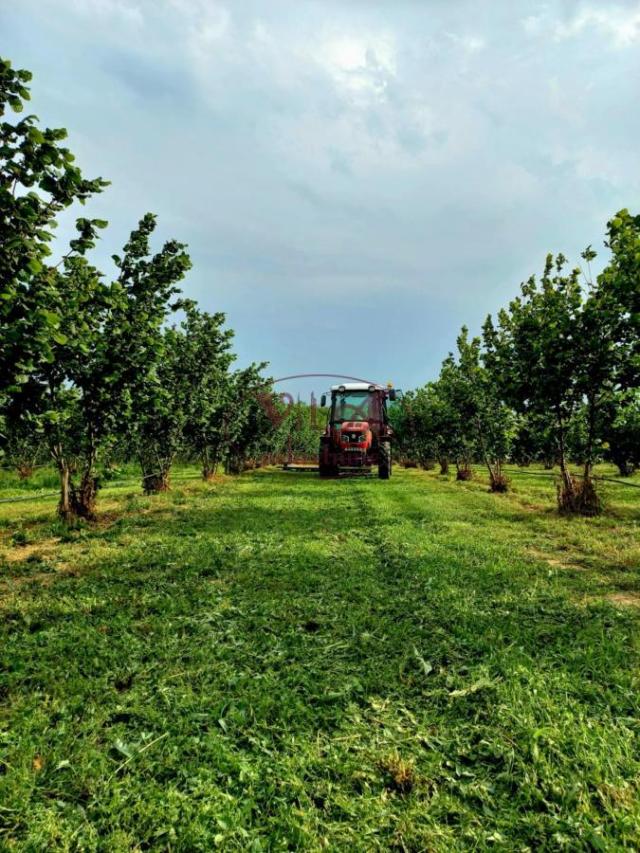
<box><xmin>330</xmin><ymin>382</ymin><xmax>382</xmax><ymax>391</ymax></box>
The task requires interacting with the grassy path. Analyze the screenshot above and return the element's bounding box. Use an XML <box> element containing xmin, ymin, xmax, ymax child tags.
<box><xmin>1</xmin><ymin>469</ymin><xmax>639</xmax><ymax>849</ymax></box>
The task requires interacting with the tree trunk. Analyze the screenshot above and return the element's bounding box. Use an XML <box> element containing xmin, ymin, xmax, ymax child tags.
<box><xmin>201</xmin><ymin>447</ymin><xmax>219</xmax><ymax>481</ymax></box>
<box><xmin>455</xmin><ymin>460</ymin><xmax>473</xmax><ymax>481</ymax></box>
<box><xmin>58</xmin><ymin>462</ymin><xmax>73</xmax><ymax>521</ymax></box>
<box><xmin>488</xmin><ymin>460</ymin><xmax>509</xmax><ymax>492</ymax></box>
<box><xmin>475</xmin><ymin>416</ymin><xmax>508</xmax><ymax>493</ymax></box>
<box><xmin>577</xmin><ymin>399</ymin><xmax>601</xmax><ymax>515</ymax></box>
<box><xmin>555</xmin><ymin>408</ymin><xmax>600</xmax><ymax>515</ymax></box>
<box><xmin>438</xmin><ymin>456</ymin><xmax>449</xmax><ymax>475</ymax></box>
<box><xmin>225</xmin><ymin>453</ymin><xmax>244</xmax><ymax>475</ymax></box>
<box><xmin>74</xmin><ymin>467</ymin><xmax>99</xmax><ymax>520</ymax></box>
<box><xmin>143</xmin><ymin>468</ymin><xmax>171</xmax><ymax>494</ymax></box>
<box><xmin>52</xmin><ymin>440</ymin><xmax>76</xmax><ymax>522</ymax></box>
<box><xmin>556</xmin><ymin>409</ymin><xmax>575</xmax><ymax>500</ymax></box>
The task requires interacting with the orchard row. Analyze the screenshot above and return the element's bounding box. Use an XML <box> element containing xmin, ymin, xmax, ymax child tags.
<box><xmin>392</xmin><ymin>223</ymin><xmax>640</xmax><ymax>514</ymax></box>
<box><xmin>0</xmin><ymin>57</ymin><xmax>301</xmax><ymax>519</ymax></box>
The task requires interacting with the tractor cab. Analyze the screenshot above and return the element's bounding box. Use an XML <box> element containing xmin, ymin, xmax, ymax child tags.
<box><xmin>329</xmin><ymin>387</ymin><xmax>382</xmax><ymax>425</ymax></box>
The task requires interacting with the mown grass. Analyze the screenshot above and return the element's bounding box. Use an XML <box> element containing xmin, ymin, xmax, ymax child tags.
<box><xmin>0</xmin><ymin>466</ymin><xmax>639</xmax><ymax>850</ymax></box>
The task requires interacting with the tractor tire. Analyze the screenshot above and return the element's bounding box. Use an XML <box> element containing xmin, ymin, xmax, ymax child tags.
<box><xmin>319</xmin><ymin>448</ymin><xmax>337</xmax><ymax>478</ymax></box>
<box><xmin>319</xmin><ymin>463</ymin><xmax>338</xmax><ymax>478</ymax></box>
<box><xmin>378</xmin><ymin>442</ymin><xmax>391</xmax><ymax>479</ymax></box>
<box><xmin>319</xmin><ymin>438</ymin><xmax>337</xmax><ymax>478</ymax></box>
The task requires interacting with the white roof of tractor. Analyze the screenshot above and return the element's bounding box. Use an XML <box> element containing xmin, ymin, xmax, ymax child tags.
<box><xmin>330</xmin><ymin>382</ymin><xmax>382</xmax><ymax>391</ymax></box>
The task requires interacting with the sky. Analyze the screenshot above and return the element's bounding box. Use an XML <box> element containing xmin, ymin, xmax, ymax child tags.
<box><xmin>2</xmin><ymin>0</ymin><xmax>640</xmax><ymax>398</ymax></box>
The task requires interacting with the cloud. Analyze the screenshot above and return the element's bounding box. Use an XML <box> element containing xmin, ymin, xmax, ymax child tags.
<box><xmin>310</xmin><ymin>32</ymin><xmax>397</xmax><ymax>101</ymax></box>
<box><xmin>3</xmin><ymin>0</ymin><xmax>639</xmax><ymax>389</ymax></box>
<box><xmin>557</xmin><ymin>6</ymin><xmax>640</xmax><ymax>46</ymax></box>
<box><xmin>525</xmin><ymin>4</ymin><xmax>640</xmax><ymax>47</ymax></box>
<box><xmin>67</xmin><ymin>0</ymin><xmax>144</xmax><ymax>27</ymax></box>
<box><xmin>445</xmin><ymin>32</ymin><xmax>486</xmax><ymax>53</ymax></box>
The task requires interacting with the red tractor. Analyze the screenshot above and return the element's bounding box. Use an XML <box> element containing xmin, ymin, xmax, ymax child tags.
<box><xmin>319</xmin><ymin>383</ymin><xmax>399</xmax><ymax>479</ymax></box>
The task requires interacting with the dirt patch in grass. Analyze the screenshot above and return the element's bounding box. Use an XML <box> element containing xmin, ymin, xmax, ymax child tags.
<box><xmin>605</xmin><ymin>591</ymin><xmax>640</xmax><ymax>608</ymax></box>
<box><xmin>527</xmin><ymin>547</ymin><xmax>585</xmax><ymax>571</ymax></box>
<box><xmin>2</xmin><ymin>541</ymin><xmax>60</xmax><ymax>563</ymax></box>
<box><xmin>578</xmin><ymin>590</ymin><xmax>640</xmax><ymax>609</ymax></box>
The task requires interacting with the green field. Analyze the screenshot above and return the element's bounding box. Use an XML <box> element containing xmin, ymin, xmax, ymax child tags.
<box><xmin>1</xmin><ymin>467</ymin><xmax>639</xmax><ymax>850</ymax></box>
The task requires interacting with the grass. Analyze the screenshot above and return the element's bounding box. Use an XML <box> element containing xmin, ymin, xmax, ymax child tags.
<box><xmin>0</xmin><ymin>465</ymin><xmax>639</xmax><ymax>850</ymax></box>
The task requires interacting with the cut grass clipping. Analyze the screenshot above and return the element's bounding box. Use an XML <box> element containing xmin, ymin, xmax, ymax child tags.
<box><xmin>0</xmin><ymin>464</ymin><xmax>639</xmax><ymax>850</ymax></box>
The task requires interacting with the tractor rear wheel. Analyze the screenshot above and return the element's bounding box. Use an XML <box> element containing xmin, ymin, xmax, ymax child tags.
<box><xmin>378</xmin><ymin>442</ymin><xmax>391</xmax><ymax>479</ymax></box>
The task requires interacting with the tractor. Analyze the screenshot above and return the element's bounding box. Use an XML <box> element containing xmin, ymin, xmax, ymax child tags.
<box><xmin>318</xmin><ymin>383</ymin><xmax>399</xmax><ymax>479</ymax></box>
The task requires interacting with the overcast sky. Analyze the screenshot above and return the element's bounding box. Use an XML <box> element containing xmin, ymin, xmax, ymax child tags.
<box><xmin>3</xmin><ymin>0</ymin><xmax>640</xmax><ymax>395</ymax></box>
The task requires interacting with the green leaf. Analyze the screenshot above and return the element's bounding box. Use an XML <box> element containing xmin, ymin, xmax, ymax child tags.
<box><xmin>39</xmin><ymin>309</ymin><xmax>60</xmax><ymax>327</ymax></box>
